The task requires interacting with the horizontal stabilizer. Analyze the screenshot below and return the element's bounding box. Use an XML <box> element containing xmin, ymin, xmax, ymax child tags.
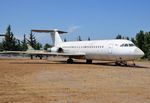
<box><xmin>0</xmin><ymin>34</ymin><xmax>5</xmax><ymax>36</ymax></box>
<box><xmin>31</xmin><ymin>29</ymin><xmax>67</xmax><ymax>34</ymax></box>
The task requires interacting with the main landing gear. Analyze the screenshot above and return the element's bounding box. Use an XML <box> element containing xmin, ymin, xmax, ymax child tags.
<box><xmin>30</xmin><ymin>55</ymin><xmax>43</xmax><ymax>60</ymax></box>
<box><xmin>86</xmin><ymin>59</ymin><xmax>92</xmax><ymax>64</ymax></box>
<box><xmin>115</xmin><ymin>61</ymin><xmax>127</xmax><ymax>66</ymax></box>
<box><xmin>67</xmin><ymin>58</ymin><xmax>73</xmax><ymax>64</ymax></box>
<box><xmin>132</xmin><ymin>61</ymin><xmax>136</xmax><ymax>66</ymax></box>
<box><xmin>115</xmin><ymin>61</ymin><xmax>136</xmax><ymax>66</ymax></box>
<box><xmin>67</xmin><ymin>58</ymin><xmax>93</xmax><ymax>64</ymax></box>
<box><xmin>30</xmin><ymin>55</ymin><xmax>33</xmax><ymax>59</ymax></box>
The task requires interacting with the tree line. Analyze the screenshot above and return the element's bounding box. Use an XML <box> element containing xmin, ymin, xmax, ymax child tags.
<box><xmin>0</xmin><ymin>25</ymin><xmax>51</xmax><ymax>51</ymax></box>
<box><xmin>0</xmin><ymin>25</ymin><xmax>150</xmax><ymax>59</ymax></box>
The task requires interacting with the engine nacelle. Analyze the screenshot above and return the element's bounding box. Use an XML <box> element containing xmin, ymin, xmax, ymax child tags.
<box><xmin>50</xmin><ymin>47</ymin><xmax>63</xmax><ymax>53</ymax></box>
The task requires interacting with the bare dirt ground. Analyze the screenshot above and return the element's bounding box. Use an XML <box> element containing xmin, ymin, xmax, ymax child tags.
<box><xmin>0</xmin><ymin>57</ymin><xmax>150</xmax><ymax>103</ymax></box>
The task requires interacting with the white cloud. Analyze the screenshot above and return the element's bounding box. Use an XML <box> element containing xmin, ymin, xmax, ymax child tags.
<box><xmin>67</xmin><ymin>25</ymin><xmax>82</xmax><ymax>33</ymax></box>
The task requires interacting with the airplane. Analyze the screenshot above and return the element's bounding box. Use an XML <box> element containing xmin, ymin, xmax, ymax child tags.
<box><xmin>29</xmin><ymin>29</ymin><xmax>144</xmax><ymax>66</ymax></box>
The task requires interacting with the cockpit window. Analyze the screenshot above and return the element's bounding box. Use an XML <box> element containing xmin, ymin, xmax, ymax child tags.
<box><xmin>129</xmin><ymin>44</ymin><xmax>134</xmax><ymax>47</ymax></box>
<box><xmin>120</xmin><ymin>44</ymin><xmax>124</xmax><ymax>47</ymax></box>
<box><xmin>124</xmin><ymin>44</ymin><xmax>128</xmax><ymax>47</ymax></box>
<box><xmin>120</xmin><ymin>43</ymin><xmax>135</xmax><ymax>47</ymax></box>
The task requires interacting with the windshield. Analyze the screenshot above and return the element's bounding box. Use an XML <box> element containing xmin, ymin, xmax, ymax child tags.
<box><xmin>120</xmin><ymin>43</ymin><xmax>135</xmax><ymax>47</ymax></box>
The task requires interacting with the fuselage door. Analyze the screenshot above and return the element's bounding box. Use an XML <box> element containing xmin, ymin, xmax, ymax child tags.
<box><xmin>108</xmin><ymin>43</ymin><xmax>113</xmax><ymax>54</ymax></box>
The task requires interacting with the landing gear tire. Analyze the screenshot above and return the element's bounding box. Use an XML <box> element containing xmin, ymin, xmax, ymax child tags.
<box><xmin>86</xmin><ymin>60</ymin><xmax>92</xmax><ymax>64</ymax></box>
<box><xmin>115</xmin><ymin>61</ymin><xmax>128</xmax><ymax>66</ymax></box>
<box><xmin>40</xmin><ymin>55</ymin><xmax>42</xmax><ymax>60</ymax></box>
<box><xmin>67</xmin><ymin>58</ymin><xmax>73</xmax><ymax>64</ymax></box>
<box><xmin>30</xmin><ymin>55</ymin><xmax>33</xmax><ymax>59</ymax></box>
<box><xmin>132</xmin><ymin>61</ymin><xmax>136</xmax><ymax>66</ymax></box>
<box><xmin>115</xmin><ymin>61</ymin><xmax>121</xmax><ymax>66</ymax></box>
<box><xmin>123</xmin><ymin>61</ymin><xmax>127</xmax><ymax>66</ymax></box>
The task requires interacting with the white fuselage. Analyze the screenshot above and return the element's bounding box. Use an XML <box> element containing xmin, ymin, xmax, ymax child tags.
<box><xmin>58</xmin><ymin>39</ymin><xmax>144</xmax><ymax>61</ymax></box>
<box><xmin>31</xmin><ymin>29</ymin><xmax>144</xmax><ymax>62</ymax></box>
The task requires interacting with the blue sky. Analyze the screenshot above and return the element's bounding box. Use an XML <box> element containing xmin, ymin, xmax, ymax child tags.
<box><xmin>0</xmin><ymin>0</ymin><xmax>150</xmax><ymax>44</ymax></box>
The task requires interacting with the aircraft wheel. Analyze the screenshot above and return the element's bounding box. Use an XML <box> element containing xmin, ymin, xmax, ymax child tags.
<box><xmin>115</xmin><ymin>61</ymin><xmax>121</xmax><ymax>66</ymax></box>
<box><xmin>116</xmin><ymin>61</ymin><xmax>128</xmax><ymax>66</ymax></box>
<box><xmin>67</xmin><ymin>58</ymin><xmax>73</xmax><ymax>64</ymax></box>
<box><xmin>132</xmin><ymin>61</ymin><xmax>136</xmax><ymax>67</ymax></box>
<box><xmin>40</xmin><ymin>55</ymin><xmax>42</xmax><ymax>59</ymax></box>
<box><xmin>86</xmin><ymin>59</ymin><xmax>92</xmax><ymax>64</ymax></box>
<box><xmin>123</xmin><ymin>61</ymin><xmax>128</xmax><ymax>66</ymax></box>
<box><xmin>30</xmin><ymin>55</ymin><xmax>33</xmax><ymax>59</ymax></box>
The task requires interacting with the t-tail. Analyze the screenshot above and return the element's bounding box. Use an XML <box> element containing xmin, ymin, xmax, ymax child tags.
<box><xmin>31</xmin><ymin>29</ymin><xmax>67</xmax><ymax>47</ymax></box>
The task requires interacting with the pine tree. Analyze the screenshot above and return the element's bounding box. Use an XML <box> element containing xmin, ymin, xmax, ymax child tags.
<box><xmin>88</xmin><ymin>37</ymin><xmax>91</xmax><ymax>41</ymax></box>
<box><xmin>116</xmin><ymin>34</ymin><xmax>122</xmax><ymax>39</ymax></box>
<box><xmin>144</xmin><ymin>32</ymin><xmax>150</xmax><ymax>59</ymax></box>
<box><xmin>15</xmin><ymin>39</ymin><xmax>22</xmax><ymax>51</ymax></box>
<box><xmin>77</xmin><ymin>36</ymin><xmax>82</xmax><ymax>41</ymax></box>
<box><xmin>2</xmin><ymin>25</ymin><xmax>18</xmax><ymax>51</ymax></box>
<box><xmin>21</xmin><ymin>34</ymin><xmax>27</xmax><ymax>51</ymax></box>
<box><xmin>64</xmin><ymin>37</ymin><xmax>67</xmax><ymax>42</ymax></box>
<box><xmin>35</xmin><ymin>42</ymin><xmax>42</xmax><ymax>50</ymax></box>
<box><xmin>27</xmin><ymin>32</ymin><xmax>42</xmax><ymax>50</ymax></box>
<box><xmin>136</xmin><ymin>30</ymin><xmax>145</xmax><ymax>52</ymax></box>
<box><xmin>126</xmin><ymin>37</ymin><xmax>129</xmax><ymax>40</ymax></box>
<box><xmin>44</xmin><ymin>43</ymin><xmax>52</xmax><ymax>50</ymax></box>
<box><xmin>115</xmin><ymin>34</ymin><xmax>129</xmax><ymax>40</ymax></box>
<box><xmin>131</xmin><ymin>37</ymin><xmax>136</xmax><ymax>44</ymax></box>
<box><xmin>0</xmin><ymin>42</ymin><xmax>3</xmax><ymax>51</ymax></box>
<box><xmin>27</xmin><ymin>32</ymin><xmax>37</xmax><ymax>49</ymax></box>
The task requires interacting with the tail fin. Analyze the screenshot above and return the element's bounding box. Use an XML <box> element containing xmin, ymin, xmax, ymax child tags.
<box><xmin>27</xmin><ymin>44</ymin><xmax>34</xmax><ymax>51</ymax></box>
<box><xmin>31</xmin><ymin>29</ymin><xmax>67</xmax><ymax>47</ymax></box>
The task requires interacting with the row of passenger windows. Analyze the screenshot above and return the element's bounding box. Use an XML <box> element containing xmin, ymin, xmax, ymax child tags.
<box><xmin>63</xmin><ymin>46</ymin><xmax>104</xmax><ymax>48</ymax></box>
<box><xmin>120</xmin><ymin>43</ymin><xmax>135</xmax><ymax>47</ymax></box>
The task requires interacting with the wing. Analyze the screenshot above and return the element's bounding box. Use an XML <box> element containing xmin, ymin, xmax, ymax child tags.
<box><xmin>25</xmin><ymin>51</ymin><xmax>85</xmax><ymax>58</ymax></box>
<box><xmin>0</xmin><ymin>51</ymin><xmax>24</xmax><ymax>54</ymax></box>
<box><xmin>0</xmin><ymin>50</ymin><xmax>85</xmax><ymax>58</ymax></box>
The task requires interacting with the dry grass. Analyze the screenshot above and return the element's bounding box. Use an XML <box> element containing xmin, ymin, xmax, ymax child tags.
<box><xmin>0</xmin><ymin>58</ymin><xmax>150</xmax><ymax>103</ymax></box>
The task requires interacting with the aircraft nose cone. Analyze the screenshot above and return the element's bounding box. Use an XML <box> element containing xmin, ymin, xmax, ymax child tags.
<box><xmin>134</xmin><ymin>48</ymin><xmax>144</xmax><ymax>57</ymax></box>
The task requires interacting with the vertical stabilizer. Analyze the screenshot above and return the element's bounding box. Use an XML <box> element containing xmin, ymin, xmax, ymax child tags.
<box><xmin>51</xmin><ymin>30</ymin><xmax>63</xmax><ymax>47</ymax></box>
<box><xmin>31</xmin><ymin>29</ymin><xmax>67</xmax><ymax>47</ymax></box>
